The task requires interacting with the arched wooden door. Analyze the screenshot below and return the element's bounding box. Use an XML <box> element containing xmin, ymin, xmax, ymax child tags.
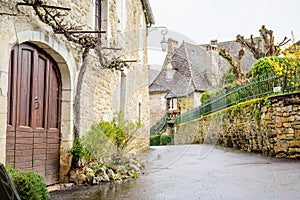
<box><xmin>6</xmin><ymin>43</ymin><xmax>61</xmax><ymax>185</ymax></box>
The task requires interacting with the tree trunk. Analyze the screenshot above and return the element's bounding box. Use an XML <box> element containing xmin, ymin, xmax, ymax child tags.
<box><xmin>74</xmin><ymin>47</ymin><xmax>91</xmax><ymax>138</ymax></box>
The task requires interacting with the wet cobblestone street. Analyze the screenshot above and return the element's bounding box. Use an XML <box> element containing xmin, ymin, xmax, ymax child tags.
<box><xmin>50</xmin><ymin>145</ymin><xmax>300</xmax><ymax>200</ymax></box>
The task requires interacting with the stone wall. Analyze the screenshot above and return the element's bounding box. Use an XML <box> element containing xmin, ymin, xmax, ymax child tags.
<box><xmin>79</xmin><ymin>0</ymin><xmax>151</xmax><ymax>148</ymax></box>
<box><xmin>149</xmin><ymin>92</ymin><xmax>167</xmax><ymax>126</ymax></box>
<box><xmin>175</xmin><ymin>93</ymin><xmax>300</xmax><ymax>159</ymax></box>
<box><xmin>0</xmin><ymin>0</ymin><xmax>151</xmax><ymax>182</ymax></box>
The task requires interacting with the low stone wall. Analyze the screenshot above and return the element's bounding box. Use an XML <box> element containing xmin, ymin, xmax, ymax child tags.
<box><xmin>175</xmin><ymin>93</ymin><xmax>300</xmax><ymax>159</ymax></box>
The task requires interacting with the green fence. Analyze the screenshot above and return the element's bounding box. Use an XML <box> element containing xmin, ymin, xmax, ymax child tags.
<box><xmin>176</xmin><ymin>72</ymin><xmax>300</xmax><ymax>124</ymax></box>
<box><xmin>150</xmin><ymin>112</ymin><xmax>169</xmax><ymax>136</ymax></box>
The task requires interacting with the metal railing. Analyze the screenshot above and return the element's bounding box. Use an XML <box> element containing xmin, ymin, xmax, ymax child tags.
<box><xmin>150</xmin><ymin>112</ymin><xmax>169</xmax><ymax>136</ymax></box>
<box><xmin>176</xmin><ymin>71</ymin><xmax>300</xmax><ymax>124</ymax></box>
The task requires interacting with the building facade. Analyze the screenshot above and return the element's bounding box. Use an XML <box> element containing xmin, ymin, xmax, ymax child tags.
<box><xmin>0</xmin><ymin>0</ymin><xmax>154</xmax><ymax>184</ymax></box>
<box><xmin>149</xmin><ymin>39</ymin><xmax>257</xmax><ymax>126</ymax></box>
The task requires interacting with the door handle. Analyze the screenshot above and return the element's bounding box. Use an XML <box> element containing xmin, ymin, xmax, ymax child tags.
<box><xmin>34</xmin><ymin>96</ymin><xmax>39</xmax><ymax>109</ymax></box>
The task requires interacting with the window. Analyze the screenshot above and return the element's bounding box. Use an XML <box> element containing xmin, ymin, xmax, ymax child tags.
<box><xmin>95</xmin><ymin>0</ymin><xmax>109</xmax><ymax>42</ymax></box>
<box><xmin>95</xmin><ymin>0</ymin><xmax>101</xmax><ymax>32</ymax></box>
<box><xmin>168</xmin><ymin>98</ymin><xmax>178</xmax><ymax>111</ymax></box>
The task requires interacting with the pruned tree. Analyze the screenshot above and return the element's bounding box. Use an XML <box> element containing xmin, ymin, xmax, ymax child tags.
<box><xmin>219</xmin><ymin>48</ymin><xmax>245</xmax><ymax>81</ymax></box>
<box><xmin>236</xmin><ymin>25</ymin><xmax>290</xmax><ymax>59</ymax></box>
<box><xmin>219</xmin><ymin>25</ymin><xmax>291</xmax><ymax>83</ymax></box>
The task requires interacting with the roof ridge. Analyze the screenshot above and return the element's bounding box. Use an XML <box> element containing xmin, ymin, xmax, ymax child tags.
<box><xmin>183</xmin><ymin>43</ymin><xmax>197</xmax><ymax>91</ymax></box>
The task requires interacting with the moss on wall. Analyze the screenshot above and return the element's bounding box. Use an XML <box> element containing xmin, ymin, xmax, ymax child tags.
<box><xmin>175</xmin><ymin>93</ymin><xmax>300</xmax><ymax>159</ymax></box>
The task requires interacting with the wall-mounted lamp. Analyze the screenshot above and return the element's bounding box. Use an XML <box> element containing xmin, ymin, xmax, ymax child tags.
<box><xmin>148</xmin><ymin>26</ymin><xmax>168</xmax><ymax>52</ymax></box>
<box><xmin>160</xmin><ymin>36</ymin><xmax>168</xmax><ymax>52</ymax></box>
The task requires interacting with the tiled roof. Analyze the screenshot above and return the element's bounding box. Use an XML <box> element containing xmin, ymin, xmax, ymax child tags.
<box><xmin>211</xmin><ymin>40</ymin><xmax>257</xmax><ymax>73</ymax></box>
<box><xmin>149</xmin><ymin>40</ymin><xmax>257</xmax><ymax>98</ymax></box>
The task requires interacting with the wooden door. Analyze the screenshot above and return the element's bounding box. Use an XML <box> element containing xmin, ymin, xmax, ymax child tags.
<box><xmin>6</xmin><ymin>43</ymin><xmax>61</xmax><ymax>185</ymax></box>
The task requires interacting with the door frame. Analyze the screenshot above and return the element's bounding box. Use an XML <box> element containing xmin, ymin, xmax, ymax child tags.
<box><xmin>0</xmin><ymin>31</ymin><xmax>75</xmax><ymax>183</ymax></box>
<box><xmin>6</xmin><ymin>42</ymin><xmax>62</xmax><ymax>184</ymax></box>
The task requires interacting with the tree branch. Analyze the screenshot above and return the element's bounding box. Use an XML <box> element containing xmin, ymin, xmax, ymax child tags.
<box><xmin>219</xmin><ymin>49</ymin><xmax>238</xmax><ymax>78</ymax></box>
<box><xmin>237</xmin><ymin>25</ymin><xmax>290</xmax><ymax>59</ymax></box>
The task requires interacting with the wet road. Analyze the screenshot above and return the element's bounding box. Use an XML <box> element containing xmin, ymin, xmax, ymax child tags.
<box><xmin>50</xmin><ymin>145</ymin><xmax>300</xmax><ymax>200</ymax></box>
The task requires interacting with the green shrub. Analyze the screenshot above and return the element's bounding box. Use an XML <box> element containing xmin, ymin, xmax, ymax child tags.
<box><xmin>200</xmin><ymin>91</ymin><xmax>211</xmax><ymax>104</ymax></box>
<box><xmin>68</xmin><ymin>138</ymin><xmax>89</xmax><ymax>167</ymax></box>
<box><xmin>7</xmin><ymin>167</ymin><xmax>49</xmax><ymax>200</ymax></box>
<box><xmin>80</xmin><ymin>122</ymin><xmax>117</xmax><ymax>162</ymax></box>
<box><xmin>251</xmin><ymin>56</ymin><xmax>292</xmax><ymax>78</ymax></box>
<box><xmin>100</xmin><ymin>113</ymin><xmax>143</xmax><ymax>151</ymax></box>
<box><xmin>222</xmin><ymin>72</ymin><xmax>237</xmax><ymax>85</ymax></box>
<box><xmin>201</xmin><ymin>88</ymin><xmax>227</xmax><ymax>105</ymax></box>
<box><xmin>72</xmin><ymin>112</ymin><xmax>143</xmax><ymax>164</ymax></box>
<box><xmin>226</xmin><ymin>91</ymin><xmax>239</xmax><ymax>105</ymax></box>
<box><xmin>160</xmin><ymin>135</ymin><xmax>172</xmax><ymax>145</ymax></box>
<box><xmin>150</xmin><ymin>135</ymin><xmax>161</xmax><ymax>146</ymax></box>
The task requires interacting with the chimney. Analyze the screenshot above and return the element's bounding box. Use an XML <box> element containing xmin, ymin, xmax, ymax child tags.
<box><xmin>207</xmin><ymin>39</ymin><xmax>218</xmax><ymax>51</ymax></box>
<box><xmin>167</xmin><ymin>38</ymin><xmax>179</xmax><ymax>58</ymax></box>
<box><xmin>206</xmin><ymin>39</ymin><xmax>220</xmax><ymax>87</ymax></box>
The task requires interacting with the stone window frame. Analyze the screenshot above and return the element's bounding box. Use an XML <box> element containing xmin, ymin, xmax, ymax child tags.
<box><xmin>94</xmin><ymin>0</ymin><xmax>109</xmax><ymax>45</ymax></box>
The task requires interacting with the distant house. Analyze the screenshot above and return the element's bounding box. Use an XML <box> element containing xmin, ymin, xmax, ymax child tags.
<box><xmin>149</xmin><ymin>39</ymin><xmax>257</xmax><ymax>126</ymax></box>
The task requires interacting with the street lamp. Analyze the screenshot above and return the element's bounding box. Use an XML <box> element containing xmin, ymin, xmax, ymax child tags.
<box><xmin>148</xmin><ymin>26</ymin><xmax>168</xmax><ymax>52</ymax></box>
<box><xmin>160</xmin><ymin>36</ymin><xmax>168</xmax><ymax>52</ymax></box>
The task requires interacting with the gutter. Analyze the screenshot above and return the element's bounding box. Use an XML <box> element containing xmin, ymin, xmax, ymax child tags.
<box><xmin>141</xmin><ymin>0</ymin><xmax>155</xmax><ymax>25</ymax></box>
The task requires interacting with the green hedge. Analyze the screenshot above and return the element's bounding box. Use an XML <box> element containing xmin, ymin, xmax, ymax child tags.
<box><xmin>7</xmin><ymin>167</ymin><xmax>49</xmax><ymax>200</ymax></box>
<box><xmin>160</xmin><ymin>135</ymin><xmax>172</xmax><ymax>145</ymax></box>
<box><xmin>150</xmin><ymin>135</ymin><xmax>161</xmax><ymax>146</ymax></box>
<box><xmin>150</xmin><ymin>135</ymin><xmax>172</xmax><ymax>146</ymax></box>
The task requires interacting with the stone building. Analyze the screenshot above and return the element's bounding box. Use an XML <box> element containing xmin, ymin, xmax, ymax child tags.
<box><xmin>149</xmin><ymin>39</ymin><xmax>257</xmax><ymax>126</ymax></box>
<box><xmin>0</xmin><ymin>0</ymin><xmax>154</xmax><ymax>185</ymax></box>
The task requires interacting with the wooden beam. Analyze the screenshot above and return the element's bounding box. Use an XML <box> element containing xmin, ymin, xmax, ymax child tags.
<box><xmin>55</xmin><ymin>30</ymin><xmax>106</xmax><ymax>34</ymax></box>
<box><xmin>0</xmin><ymin>12</ymin><xmax>18</xmax><ymax>16</ymax></box>
<box><xmin>17</xmin><ymin>2</ymin><xmax>71</xmax><ymax>11</ymax></box>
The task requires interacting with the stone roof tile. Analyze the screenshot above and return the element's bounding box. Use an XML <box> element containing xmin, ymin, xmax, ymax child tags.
<box><xmin>149</xmin><ymin>39</ymin><xmax>257</xmax><ymax>98</ymax></box>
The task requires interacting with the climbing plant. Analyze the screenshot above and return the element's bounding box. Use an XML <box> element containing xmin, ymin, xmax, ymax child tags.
<box><xmin>16</xmin><ymin>0</ymin><xmax>137</xmax><ymax>137</ymax></box>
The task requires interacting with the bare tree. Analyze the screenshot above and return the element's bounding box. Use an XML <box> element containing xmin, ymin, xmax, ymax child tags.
<box><xmin>219</xmin><ymin>25</ymin><xmax>290</xmax><ymax>82</ymax></box>
<box><xmin>236</xmin><ymin>25</ymin><xmax>290</xmax><ymax>59</ymax></box>
<box><xmin>219</xmin><ymin>48</ymin><xmax>246</xmax><ymax>81</ymax></box>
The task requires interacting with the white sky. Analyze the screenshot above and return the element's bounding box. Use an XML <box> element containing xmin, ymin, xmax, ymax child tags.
<box><xmin>147</xmin><ymin>0</ymin><xmax>300</xmax><ymax>68</ymax></box>
<box><xmin>148</xmin><ymin>0</ymin><xmax>300</xmax><ymax>44</ymax></box>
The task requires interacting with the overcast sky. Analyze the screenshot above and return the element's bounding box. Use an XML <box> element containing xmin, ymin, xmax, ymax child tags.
<box><xmin>147</xmin><ymin>0</ymin><xmax>300</xmax><ymax>68</ymax></box>
<box><xmin>148</xmin><ymin>0</ymin><xmax>300</xmax><ymax>44</ymax></box>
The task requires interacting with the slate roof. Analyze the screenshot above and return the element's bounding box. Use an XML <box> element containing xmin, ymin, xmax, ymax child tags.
<box><xmin>209</xmin><ymin>40</ymin><xmax>257</xmax><ymax>73</ymax></box>
<box><xmin>149</xmin><ymin>68</ymin><xmax>160</xmax><ymax>84</ymax></box>
<box><xmin>149</xmin><ymin>40</ymin><xmax>257</xmax><ymax>98</ymax></box>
